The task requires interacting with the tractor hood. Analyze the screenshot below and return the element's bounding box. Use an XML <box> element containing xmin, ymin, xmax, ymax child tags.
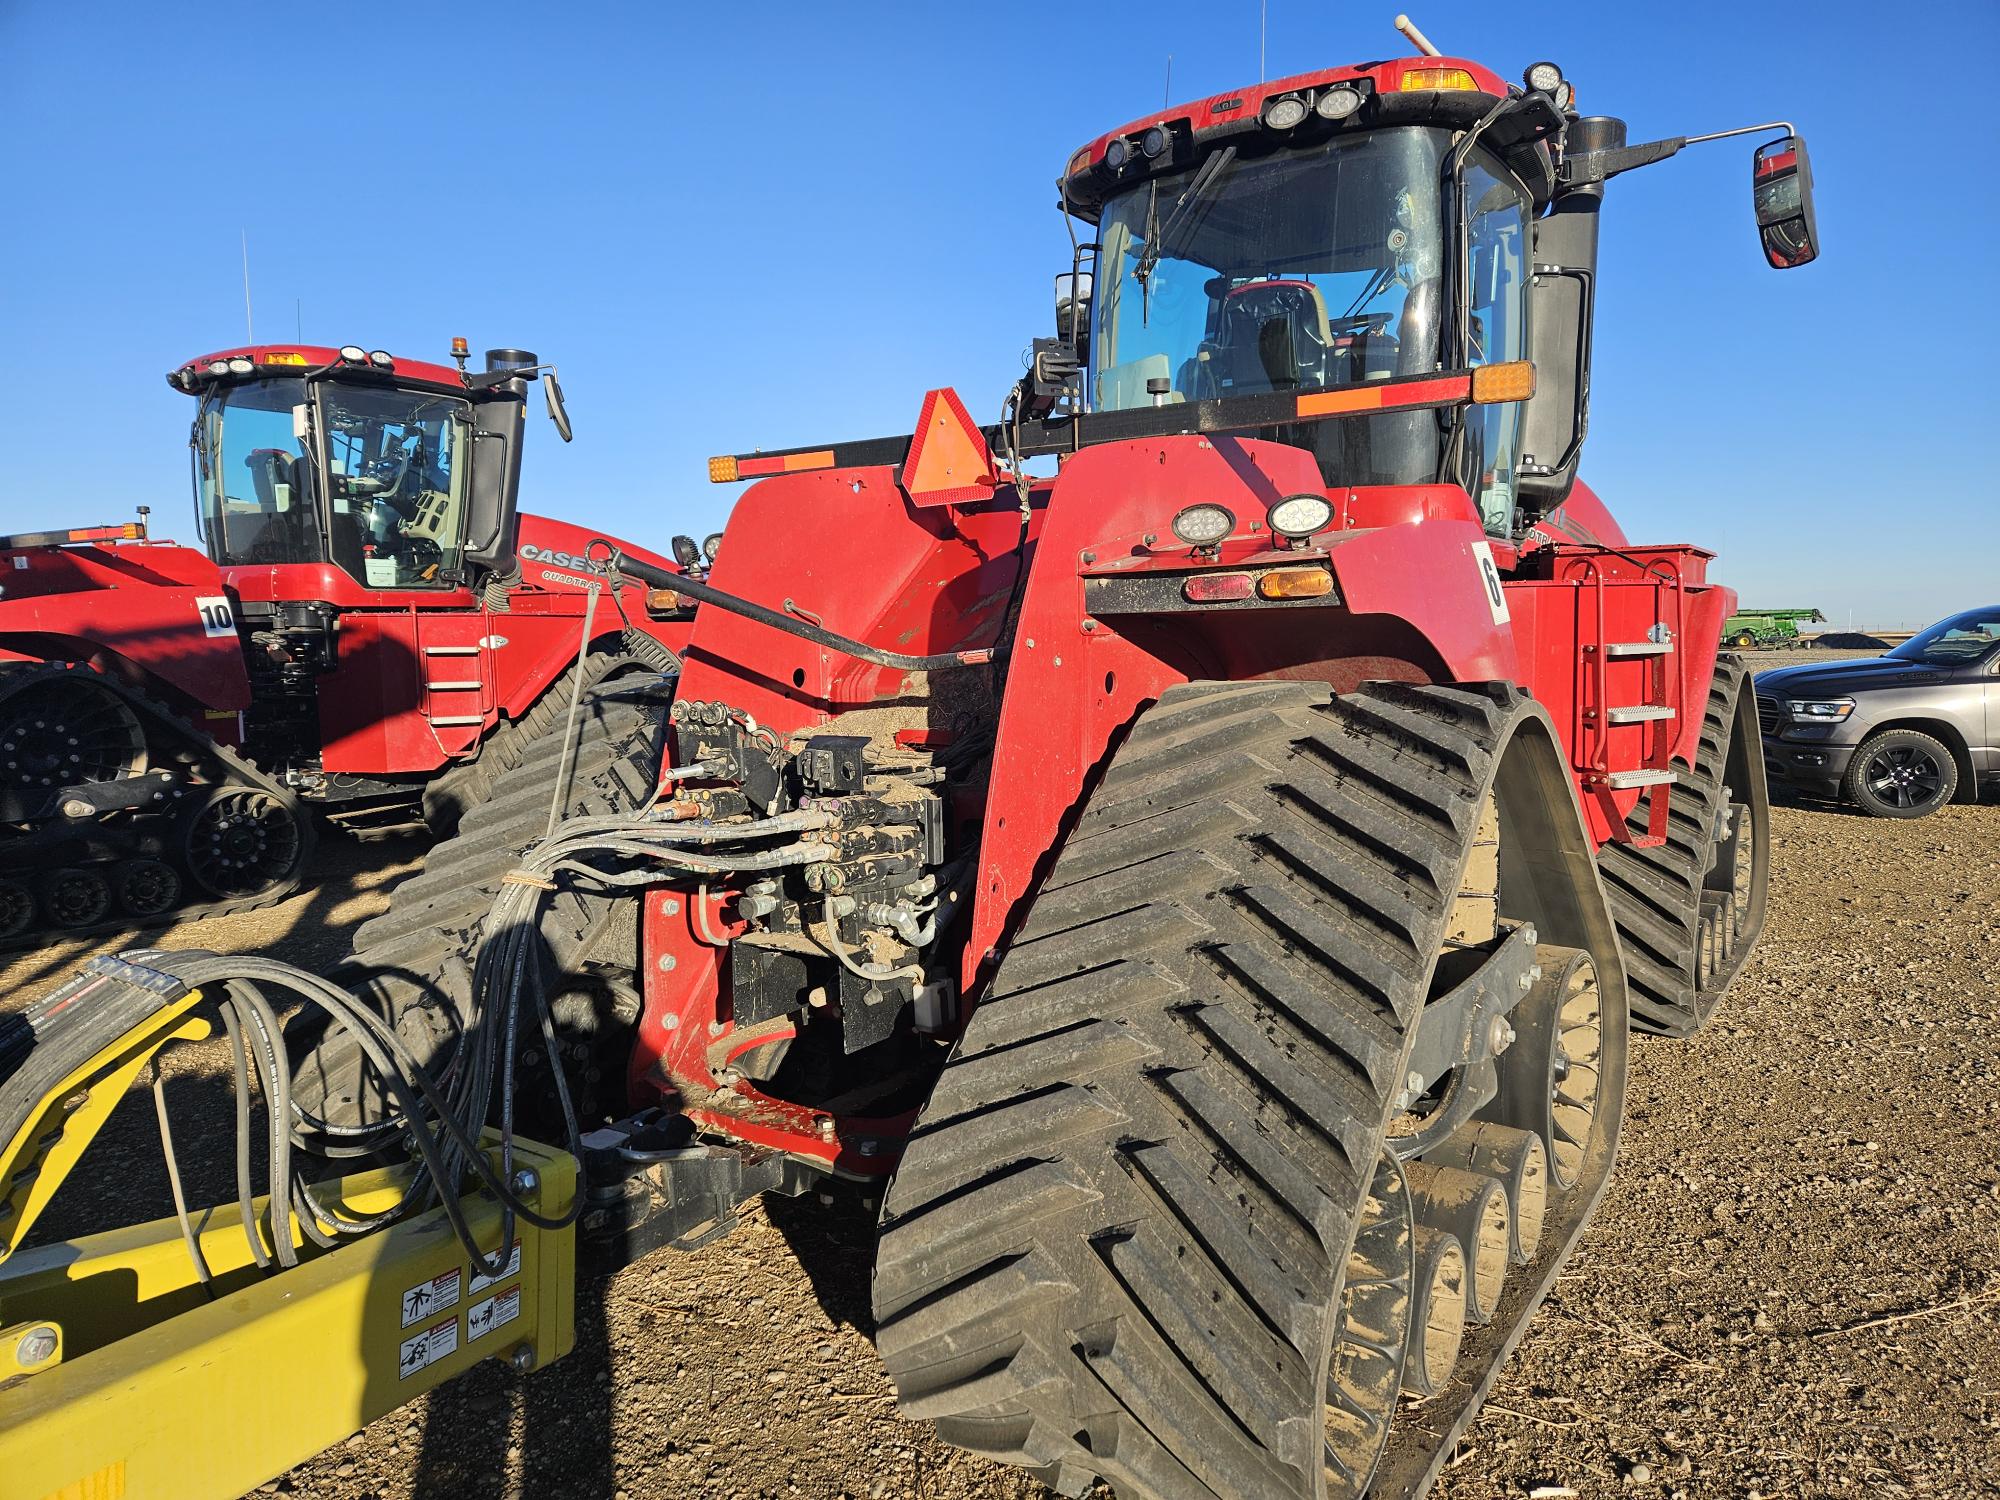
<box><xmin>1753</xmin><ymin>656</ymin><xmax>1946</xmax><ymax>696</ymax></box>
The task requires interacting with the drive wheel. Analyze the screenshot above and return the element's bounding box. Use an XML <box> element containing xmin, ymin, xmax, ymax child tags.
<box><xmin>1845</xmin><ymin>728</ymin><xmax>1956</xmax><ymax>819</ymax></box>
<box><xmin>179</xmin><ymin>786</ymin><xmax>308</xmax><ymax>897</ymax></box>
<box><xmin>40</xmin><ymin>867</ymin><xmax>112</xmax><ymax>929</ymax></box>
<box><xmin>874</xmin><ymin>681</ymin><xmax>1628</xmax><ymax>1499</ymax></box>
<box><xmin>1730</xmin><ymin>630</ymin><xmax>1757</xmax><ymax>649</ymax></box>
<box><xmin>0</xmin><ymin>675</ymin><xmax>147</xmax><ymax>795</ymax></box>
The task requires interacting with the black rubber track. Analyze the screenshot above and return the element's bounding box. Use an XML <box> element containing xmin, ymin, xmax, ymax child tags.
<box><xmin>873</xmin><ymin>680</ymin><xmax>1593</xmax><ymax>1500</ymax></box>
<box><xmin>420</xmin><ymin>645</ymin><xmax>668</xmax><ymax>834</ymax></box>
<box><xmin>1595</xmin><ymin>654</ymin><xmax>1768</xmax><ymax>1037</ymax></box>
<box><xmin>0</xmin><ymin>663</ymin><xmax>314</xmax><ymax>953</ymax></box>
<box><xmin>290</xmin><ymin>670</ymin><xmax>671</xmax><ymax>1131</ymax></box>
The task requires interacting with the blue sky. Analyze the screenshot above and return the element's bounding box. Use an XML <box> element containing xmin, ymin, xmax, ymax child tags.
<box><xmin>3</xmin><ymin>1</ymin><xmax>1992</xmax><ymax>627</ymax></box>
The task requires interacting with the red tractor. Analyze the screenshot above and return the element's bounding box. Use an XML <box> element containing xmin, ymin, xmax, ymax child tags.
<box><xmin>1</xmin><ymin>28</ymin><xmax>1822</xmax><ymax>1500</ymax></box>
<box><xmin>0</xmin><ymin>341</ymin><xmax>694</xmax><ymax>942</ymax></box>
<box><xmin>285</xmin><ymin>32</ymin><xmax>1819</xmax><ymax>1496</ymax></box>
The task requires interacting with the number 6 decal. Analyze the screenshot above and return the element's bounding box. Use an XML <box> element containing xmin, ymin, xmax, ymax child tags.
<box><xmin>1470</xmin><ymin>541</ymin><xmax>1511</xmax><ymax>625</ymax></box>
<box><xmin>194</xmin><ymin>595</ymin><xmax>236</xmax><ymax>638</ymax></box>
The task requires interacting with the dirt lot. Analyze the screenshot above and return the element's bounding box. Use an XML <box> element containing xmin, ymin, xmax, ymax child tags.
<box><xmin>7</xmin><ymin>675</ymin><xmax>1997</xmax><ymax>1500</ymax></box>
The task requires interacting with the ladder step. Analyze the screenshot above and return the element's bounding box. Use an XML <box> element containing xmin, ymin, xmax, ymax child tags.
<box><xmin>425</xmin><ymin>680</ymin><xmax>483</xmax><ymax>691</ymax></box>
<box><xmin>423</xmin><ymin>645</ymin><xmax>481</xmax><ymax>656</ymax></box>
<box><xmin>1607</xmin><ymin>705</ymin><xmax>1676</xmax><ymax>724</ymax></box>
<box><xmin>1605</xmin><ymin>640</ymin><xmax>1673</xmax><ymax>658</ymax></box>
<box><xmin>427</xmin><ymin>715</ymin><xmax>486</xmax><ymax>727</ymax></box>
<box><xmin>1601</xmin><ymin>768</ymin><xmax>1678</xmax><ymax>789</ymax></box>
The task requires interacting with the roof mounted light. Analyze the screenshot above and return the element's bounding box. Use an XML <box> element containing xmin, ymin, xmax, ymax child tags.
<box><xmin>1268</xmin><ymin>493</ymin><xmax>1334</xmax><ymax>542</ymax></box>
<box><xmin>1170</xmin><ymin>502</ymin><xmax>1236</xmax><ymax>548</ymax></box>
<box><xmin>338</xmin><ymin>345</ymin><xmax>366</xmax><ymax>363</ymax></box>
<box><xmin>1400</xmin><ymin>67</ymin><xmax>1477</xmax><ymax>91</ymax></box>
<box><xmin>226</xmin><ymin>356</ymin><xmax>254</xmax><ymax>374</ymax></box>
<box><xmin>206</xmin><ymin>359</ymin><xmax>231</xmax><ymax>376</ymax></box>
<box><xmin>1262</xmin><ymin>95</ymin><xmax>1309</xmax><ymax>130</ymax></box>
<box><xmin>1316</xmin><ymin>86</ymin><xmax>1364</xmax><ymax>121</ymax></box>
<box><xmin>1140</xmin><ymin>124</ymin><xmax>1169</xmax><ymax>159</ymax></box>
<box><xmin>1104</xmin><ymin>137</ymin><xmax>1131</xmax><ymax>171</ymax></box>
<box><xmin>702</xmin><ymin>532</ymin><xmax>723</xmax><ymax>563</ymax></box>
<box><xmin>367</xmin><ymin>350</ymin><xmax>394</xmax><ymax>369</ymax></box>
<box><xmin>1524</xmin><ymin>61</ymin><xmax>1562</xmax><ymax>93</ymax></box>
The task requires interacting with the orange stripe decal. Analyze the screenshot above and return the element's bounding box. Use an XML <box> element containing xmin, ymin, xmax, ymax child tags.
<box><xmin>1296</xmin><ymin>387</ymin><xmax>1385</xmax><ymax>417</ymax></box>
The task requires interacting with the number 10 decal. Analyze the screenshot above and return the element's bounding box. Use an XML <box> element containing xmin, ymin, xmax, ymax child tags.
<box><xmin>194</xmin><ymin>595</ymin><xmax>236</xmax><ymax>638</ymax></box>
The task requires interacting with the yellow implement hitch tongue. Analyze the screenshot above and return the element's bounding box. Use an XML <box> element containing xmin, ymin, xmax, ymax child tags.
<box><xmin>0</xmin><ymin>951</ymin><xmax>578</xmax><ymax>1500</ymax></box>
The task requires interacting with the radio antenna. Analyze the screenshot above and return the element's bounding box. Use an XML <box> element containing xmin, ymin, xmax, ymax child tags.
<box><xmin>1394</xmin><ymin>13</ymin><xmax>1443</xmax><ymax>57</ymax></box>
<box><xmin>1164</xmin><ymin>53</ymin><xmax>1173</xmax><ymax>107</ymax></box>
<box><xmin>240</xmin><ymin>230</ymin><xmax>254</xmax><ymax>342</ymax></box>
<box><xmin>1259</xmin><ymin>0</ymin><xmax>1267</xmax><ymax>81</ymax></box>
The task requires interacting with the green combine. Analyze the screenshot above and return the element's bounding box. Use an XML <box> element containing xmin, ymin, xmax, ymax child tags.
<box><xmin>1722</xmin><ymin>606</ymin><xmax>1826</xmax><ymax>648</ymax></box>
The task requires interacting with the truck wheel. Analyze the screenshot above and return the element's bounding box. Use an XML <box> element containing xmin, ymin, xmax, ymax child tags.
<box><xmin>1731</xmin><ymin>630</ymin><xmax>1757</xmax><ymax>649</ymax></box>
<box><xmin>292</xmin><ymin>673</ymin><xmax>669</xmax><ymax>1140</ymax></box>
<box><xmin>873</xmin><ymin>681</ymin><xmax>1628</xmax><ymax>1500</ymax></box>
<box><xmin>1595</xmin><ymin>654</ymin><xmax>1769</xmax><ymax>1036</ymax></box>
<box><xmin>1845</xmin><ymin>728</ymin><xmax>1957</xmax><ymax>818</ymax></box>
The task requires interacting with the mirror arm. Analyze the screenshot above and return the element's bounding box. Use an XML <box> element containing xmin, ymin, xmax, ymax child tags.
<box><xmin>1561</xmin><ymin>118</ymin><xmax>1797</xmax><ymax>189</ymax></box>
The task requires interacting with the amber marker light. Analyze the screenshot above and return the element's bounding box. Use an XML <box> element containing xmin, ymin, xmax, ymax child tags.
<box><xmin>1257</xmin><ymin>566</ymin><xmax>1335</xmax><ymax>600</ymax></box>
<box><xmin>1470</xmin><ymin>361</ymin><xmax>1537</xmax><ymax>404</ymax></box>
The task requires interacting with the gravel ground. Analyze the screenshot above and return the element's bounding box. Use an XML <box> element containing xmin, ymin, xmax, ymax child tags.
<box><xmin>7</xmin><ymin>692</ymin><xmax>1996</xmax><ymax>1499</ymax></box>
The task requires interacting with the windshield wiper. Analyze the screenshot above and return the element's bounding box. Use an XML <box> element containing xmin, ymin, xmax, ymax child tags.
<box><xmin>1134</xmin><ymin>147</ymin><xmax>1237</xmax><ymax>298</ymax></box>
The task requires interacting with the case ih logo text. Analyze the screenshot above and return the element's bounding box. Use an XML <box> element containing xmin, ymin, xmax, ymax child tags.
<box><xmin>518</xmin><ymin>543</ymin><xmax>610</xmax><ymax>576</ymax></box>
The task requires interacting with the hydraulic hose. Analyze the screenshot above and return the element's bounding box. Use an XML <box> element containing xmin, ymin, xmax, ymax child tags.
<box><xmin>590</xmin><ymin>543</ymin><xmax>1003</xmax><ymax>673</ymax></box>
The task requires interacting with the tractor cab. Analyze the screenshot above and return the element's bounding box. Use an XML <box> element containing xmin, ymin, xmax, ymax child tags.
<box><xmin>170</xmin><ymin>342</ymin><xmax>565</xmax><ymax>596</ymax></box>
<box><xmin>1058</xmin><ymin>54</ymin><xmax>1818</xmax><ymax>537</ymax></box>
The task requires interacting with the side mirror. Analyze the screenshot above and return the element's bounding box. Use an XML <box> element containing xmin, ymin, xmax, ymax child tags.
<box><xmin>1753</xmin><ymin>135</ymin><xmax>1819</xmax><ymax>269</ymax></box>
<box><xmin>544</xmin><ymin>372</ymin><xmax>574</xmax><ymax>443</ymax></box>
<box><xmin>1054</xmin><ymin>271</ymin><xmax>1093</xmax><ymax>341</ymax></box>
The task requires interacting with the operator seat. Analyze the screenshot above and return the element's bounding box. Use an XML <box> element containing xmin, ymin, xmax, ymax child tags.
<box><xmin>1211</xmin><ymin>280</ymin><xmax>1333</xmax><ymax>394</ymax></box>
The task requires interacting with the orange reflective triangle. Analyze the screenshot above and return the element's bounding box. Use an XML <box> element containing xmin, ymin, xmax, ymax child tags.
<box><xmin>901</xmin><ymin>388</ymin><xmax>996</xmax><ymax>507</ymax></box>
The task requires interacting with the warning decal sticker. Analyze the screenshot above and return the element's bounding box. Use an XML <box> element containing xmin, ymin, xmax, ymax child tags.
<box><xmin>467</xmin><ymin>1286</ymin><xmax>523</xmax><ymax>1343</ymax></box>
<box><xmin>397</xmin><ymin>1318</ymin><xmax>459</xmax><ymax>1380</ymax></box>
<box><xmin>469</xmin><ymin>1240</ymin><xmax>522</xmax><ymax>1294</ymax></box>
<box><xmin>400</xmin><ymin>1267</ymin><xmax>462</xmax><ymax>1328</ymax></box>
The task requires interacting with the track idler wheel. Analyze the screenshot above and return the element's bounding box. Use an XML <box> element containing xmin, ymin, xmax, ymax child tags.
<box><xmin>0</xmin><ymin>878</ymin><xmax>33</xmax><ymax>941</ymax></box>
<box><xmin>1480</xmin><ymin>947</ymin><xmax>1605</xmax><ymax>1193</ymax></box>
<box><xmin>179</xmin><ymin>786</ymin><xmax>306</xmax><ymax>898</ymax></box>
<box><xmin>114</xmin><ymin>858</ymin><xmax>183</xmax><ymax>918</ymax></box>
<box><xmin>1423</xmin><ymin>1122</ymin><xmax>1547</xmax><ymax>1267</ymax></box>
<box><xmin>1398</xmin><ymin>1228</ymin><xmax>1467</xmax><ymax>1400</ymax></box>
<box><xmin>1406</xmin><ymin>1162</ymin><xmax>1511</xmax><ymax>1325</ymax></box>
<box><xmin>1325</xmin><ymin>1152</ymin><xmax>1417</xmax><ymax>1497</ymax></box>
<box><xmin>40</xmin><ymin>867</ymin><xmax>112</xmax><ymax>929</ymax></box>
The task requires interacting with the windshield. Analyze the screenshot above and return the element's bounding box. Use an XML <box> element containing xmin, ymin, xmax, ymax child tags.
<box><xmin>194</xmin><ymin>376</ymin><xmax>473</xmax><ymax>588</ymax></box>
<box><xmin>1888</xmin><ymin>606</ymin><xmax>2000</xmax><ymax>665</ymax></box>
<box><xmin>319</xmin><ymin>382</ymin><xmax>473</xmax><ymax>587</ymax></box>
<box><xmin>1092</xmin><ymin>127</ymin><xmax>1449</xmax><ymax>489</ymax></box>
<box><xmin>194</xmin><ymin>377</ymin><xmax>320</xmax><ymax>568</ymax></box>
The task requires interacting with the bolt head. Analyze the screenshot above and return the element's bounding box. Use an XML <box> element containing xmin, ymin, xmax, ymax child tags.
<box><xmin>657</xmin><ymin>953</ymin><xmax>677</xmax><ymax>973</ymax></box>
<box><xmin>14</xmin><ymin>1325</ymin><xmax>58</xmax><ymax>1367</ymax></box>
<box><xmin>509</xmin><ymin>1343</ymin><xmax>536</xmax><ymax>1373</ymax></box>
<box><xmin>1488</xmin><ymin>1016</ymin><xmax>1516</xmax><ymax>1056</ymax></box>
<box><xmin>663</xmin><ymin>899</ymin><xmax>680</xmax><ymax>915</ymax></box>
<box><xmin>509</xmin><ymin>1167</ymin><xmax>539</xmax><ymax>1197</ymax></box>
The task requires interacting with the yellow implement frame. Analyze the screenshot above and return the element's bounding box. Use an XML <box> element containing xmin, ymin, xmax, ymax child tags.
<box><xmin>0</xmin><ymin>987</ymin><xmax>577</xmax><ymax>1500</ymax></box>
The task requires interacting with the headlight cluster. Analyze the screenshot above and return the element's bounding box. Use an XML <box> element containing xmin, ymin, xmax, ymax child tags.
<box><xmin>1786</xmin><ymin>698</ymin><xmax>1855</xmax><ymax>721</ymax></box>
<box><xmin>1170</xmin><ymin>491</ymin><xmax>1334</xmax><ymax>551</ymax></box>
